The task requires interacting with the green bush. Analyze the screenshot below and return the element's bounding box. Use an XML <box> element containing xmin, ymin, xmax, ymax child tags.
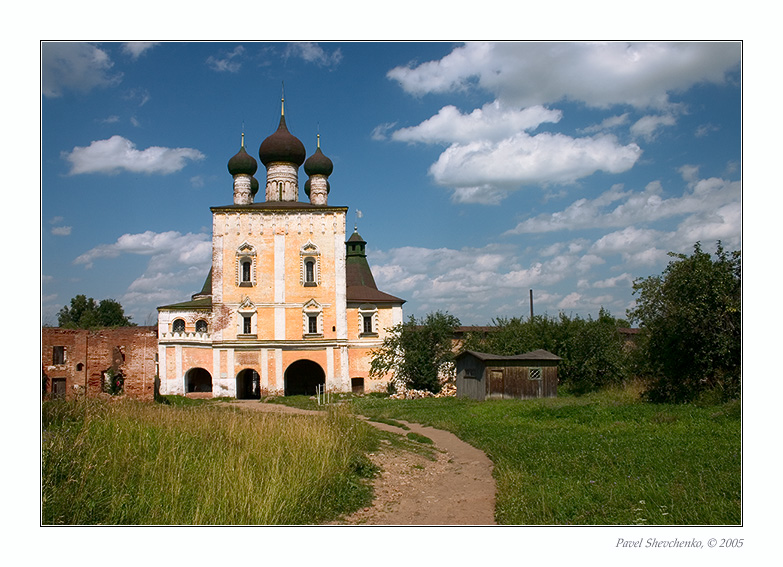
<box><xmin>629</xmin><ymin>242</ymin><xmax>741</xmax><ymax>403</ymax></box>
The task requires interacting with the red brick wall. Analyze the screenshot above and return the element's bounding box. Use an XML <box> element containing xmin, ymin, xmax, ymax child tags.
<box><xmin>42</xmin><ymin>327</ymin><xmax>158</xmax><ymax>401</ymax></box>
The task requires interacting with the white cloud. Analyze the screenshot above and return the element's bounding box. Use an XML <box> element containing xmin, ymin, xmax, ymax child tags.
<box><xmin>674</xmin><ymin>201</ymin><xmax>741</xmax><ymax>250</ymax></box>
<box><xmin>42</xmin><ymin>42</ymin><xmax>122</xmax><ymax>97</ymax></box>
<box><xmin>449</xmin><ymin>185</ymin><xmax>508</xmax><ymax>206</ymax></box>
<box><xmin>206</xmin><ymin>46</ymin><xmax>245</xmax><ymax>73</ymax></box>
<box><xmin>592</xmin><ymin>273</ymin><xmax>634</xmax><ymax>289</ymax></box>
<box><xmin>630</xmin><ymin>113</ymin><xmax>677</xmax><ymax>141</ymax></box>
<box><xmin>392</xmin><ymin>102</ymin><xmax>562</xmax><ymax>144</ymax></box>
<box><xmin>371</xmin><ymin>240</ymin><xmax>620</xmax><ymax>322</ymax></box>
<box><xmin>388</xmin><ymin>42</ymin><xmax>740</xmax><ymax>109</ymax></box>
<box><xmin>63</xmin><ymin>135</ymin><xmax>205</xmax><ymax>175</ymax></box>
<box><xmin>122</xmin><ymin>42</ymin><xmax>159</xmax><ymax>59</ymax></box>
<box><xmin>678</xmin><ymin>164</ymin><xmax>700</xmax><ymax>183</ymax></box>
<box><xmin>384</xmin><ymin>42</ymin><xmax>741</xmax><ymax>205</ymax></box>
<box><xmin>371</xmin><ymin>122</ymin><xmax>397</xmax><ymax>141</ymax></box>
<box><xmin>74</xmin><ymin>231</ymin><xmax>212</xmax><ymax>321</ymax></box>
<box><xmin>695</xmin><ymin>123</ymin><xmax>721</xmax><ymax>138</ymax></box>
<box><xmin>558</xmin><ymin>292</ymin><xmax>582</xmax><ymax>310</ymax></box>
<box><xmin>428</xmin><ymin>132</ymin><xmax>641</xmax><ymax>201</ymax></box>
<box><xmin>506</xmin><ymin>176</ymin><xmax>740</xmax><ymax>235</ymax></box>
<box><xmin>123</xmin><ymin>87</ymin><xmax>151</xmax><ymax>107</ymax></box>
<box><xmin>51</xmin><ymin>226</ymin><xmax>72</xmax><ymax>236</ymax></box>
<box><xmin>285</xmin><ymin>42</ymin><xmax>343</xmax><ymax>67</ymax></box>
<box><xmin>74</xmin><ymin>230</ymin><xmax>211</xmax><ymax>269</ymax></box>
<box><xmin>579</xmin><ymin>113</ymin><xmax>631</xmax><ymax>134</ymax></box>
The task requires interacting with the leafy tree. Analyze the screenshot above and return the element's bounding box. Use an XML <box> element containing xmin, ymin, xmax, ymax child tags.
<box><xmin>57</xmin><ymin>295</ymin><xmax>135</xmax><ymax>329</ymax></box>
<box><xmin>627</xmin><ymin>242</ymin><xmax>741</xmax><ymax>403</ymax></box>
<box><xmin>463</xmin><ymin>309</ymin><xmax>630</xmax><ymax>394</ymax></box>
<box><xmin>370</xmin><ymin>311</ymin><xmax>460</xmax><ymax>393</ymax></box>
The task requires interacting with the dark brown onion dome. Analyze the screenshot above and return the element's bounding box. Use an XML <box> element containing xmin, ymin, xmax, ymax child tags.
<box><xmin>304</xmin><ymin>178</ymin><xmax>330</xmax><ymax>197</ymax></box>
<box><xmin>258</xmin><ymin>113</ymin><xmax>306</xmax><ymax>167</ymax></box>
<box><xmin>227</xmin><ymin>143</ymin><xmax>258</xmax><ymax>176</ymax></box>
<box><xmin>304</xmin><ymin>145</ymin><xmax>333</xmax><ymax>177</ymax></box>
<box><xmin>250</xmin><ymin>175</ymin><xmax>259</xmax><ymax>196</ymax></box>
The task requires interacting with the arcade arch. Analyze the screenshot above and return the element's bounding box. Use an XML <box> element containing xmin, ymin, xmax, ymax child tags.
<box><xmin>236</xmin><ymin>368</ymin><xmax>260</xmax><ymax>400</ymax></box>
<box><xmin>184</xmin><ymin>367</ymin><xmax>212</xmax><ymax>393</ymax></box>
<box><xmin>284</xmin><ymin>360</ymin><xmax>325</xmax><ymax>396</ymax></box>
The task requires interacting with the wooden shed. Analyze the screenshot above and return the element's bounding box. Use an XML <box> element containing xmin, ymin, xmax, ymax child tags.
<box><xmin>455</xmin><ymin>349</ymin><xmax>561</xmax><ymax>401</ymax></box>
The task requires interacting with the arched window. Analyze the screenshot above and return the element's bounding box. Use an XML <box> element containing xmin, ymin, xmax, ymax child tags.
<box><xmin>196</xmin><ymin>319</ymin><xmax>208</xmax><ymax>333</ymax></box>
<box><xmin>300</xmin><ymin>241</ymin><xmax>320</xmax><ymax>287</ymax></box>
<box><xmin>236</xmin><ymin>242</ymin><xmax>256</xmax><ymax>287</ymax></box>
<box><xmin>172</xmin><ymin>319</ymin><xmax>185</xmax><ymax>333</ymax></box>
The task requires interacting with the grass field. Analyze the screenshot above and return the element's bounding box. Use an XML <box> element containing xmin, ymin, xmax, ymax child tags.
<box><xmin>349</xmin><ymin>386</ymin><xmax>741</xmax><ymax>525</ymax></box>
<box><xmin>41</xmin><ymin>398</ymin><xmax>380</xmax><ymax>525</ymax></box>
<box><xmin>41</xmin><ymin>387</ymin><xmax>741</xmax><ymax>525</ymax></box>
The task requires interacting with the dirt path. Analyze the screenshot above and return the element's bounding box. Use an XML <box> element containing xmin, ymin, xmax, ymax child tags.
<box><xmin>222</xmin><ymin>401</ymin><xmax>496</xmax><ymax>525</ymax></box>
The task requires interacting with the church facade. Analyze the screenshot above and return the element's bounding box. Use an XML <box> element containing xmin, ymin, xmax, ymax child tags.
<box><xmin>156</xmin><ymin>100</ymin><xmax>404</xmax><ymax>398</ymax></box>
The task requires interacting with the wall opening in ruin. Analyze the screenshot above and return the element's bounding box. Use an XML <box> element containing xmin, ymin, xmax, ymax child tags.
<box><xmin>284</xmin><ymin>360</ymin><xmax>325</xmax><ymax>397</ymax></box>
<box><xmin>236</xmin><ymin>368</ymin><xmax>260</xmax><ymax>400</ymax></box>
<box><xmin>51</xmin><ymin>378</ymin><xmax>66</xmax><ymax>399</ymax></box>
<box><xmin>184</xmin><ymin>367</ymin><xmax>213</xmax><ymax>394</ymax></box>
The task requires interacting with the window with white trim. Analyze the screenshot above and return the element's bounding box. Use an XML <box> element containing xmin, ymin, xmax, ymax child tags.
<box><xmin>236</xmin><ymin>242</ymin><xmax>256</xmax><ymax>287</ymax></box>
<box><xmin>300</xmin><ymin>241</ymin><xmax>320</xmax><ymax>287</ymax></box>
<box><xmin>303</xmin><ymin>299</ymin><xmax>323</xmax><ymax>337</ymax></box>
<box><xmin>172</xmin><ymin>319</ymin><xmax>185</xmax><ymax>334</ymax></box>
<box><xmin>238</xmin><ymin>297</ymin><xmax>257</xmax><ymax>337</ymax></box>
<box><xmin>358</xmin><ymin>304</ymin><xmax>378</xmax><ymax>337</ymax></box>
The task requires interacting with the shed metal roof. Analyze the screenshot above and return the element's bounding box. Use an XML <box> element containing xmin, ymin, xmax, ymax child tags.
<box><xmin>458</xmin><ymin>349</ymin><xmax>562</xmax><ymax>362</ymax></box>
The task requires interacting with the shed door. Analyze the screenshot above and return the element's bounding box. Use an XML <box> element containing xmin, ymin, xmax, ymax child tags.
<box><xmin>52</xmin><ymin>378</ymin><xmax>66</xmax><ymax>399</ymax></box>
<box><xmin>489</xmin><ymin>369</ymin><xmax>504</xmax><ymax>398</ymax></box>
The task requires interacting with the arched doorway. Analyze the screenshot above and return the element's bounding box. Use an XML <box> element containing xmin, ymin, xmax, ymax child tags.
<box><xmin>236</xmin><ymin>368</ymin><xmax>260</xmax><ymax>400</ymax></box>
<box><xmin>185</xmin><ymin>367</ymin><xmax>212</xmax><ymax>393</ymax></box>
<box><xmin>284</xmin><ymin>360</ymin><xmax>325</xmax><ymax>396</ymax></box>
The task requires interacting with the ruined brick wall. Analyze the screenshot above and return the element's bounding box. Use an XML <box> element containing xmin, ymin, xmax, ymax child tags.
<box><xmin>42</xmin><ymin>327</ymin><xmax>158</xmax><ymax>401</ymax></box>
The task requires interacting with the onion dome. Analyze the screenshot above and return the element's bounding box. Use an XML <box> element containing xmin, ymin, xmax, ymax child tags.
<box><xmin>304</xmin><ymin>138</ymin><xmax>333</xmax><ymax>177</ymax></box>
<box><xmin>304</xmin><ymin>178</ymin><xmax>330</xmax><ymax>197</ymax></box>
<box><xmin>258</xmin><ymin>99</ymin><xmax>306</xmax><ymax>167</ymax></box>
<box><xmin>227</xmin><ymin>134</ymin><xmax>258</xmax><ymax>176</ymax></box>
<box><xmin>250</xmin><ymin>175</ymin><xmax>259</xmax><ymax>197</ymax></box>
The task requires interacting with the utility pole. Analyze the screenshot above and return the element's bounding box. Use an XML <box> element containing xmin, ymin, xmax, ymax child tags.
<box><xmin>529</xmin><ymin>289</ymin><xmax>534</xmax><ymax>320</ymax></box>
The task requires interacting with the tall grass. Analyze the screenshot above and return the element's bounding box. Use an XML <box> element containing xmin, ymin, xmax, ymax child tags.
<box><xmin>42</xmin><ymin>399</ymin><xmax>378</xmax><ymax>525</ymax></box>
<box><xmin>351</xmin><ymin>387</ymin><xmax>741</xmax><ymax>525</ymax></box>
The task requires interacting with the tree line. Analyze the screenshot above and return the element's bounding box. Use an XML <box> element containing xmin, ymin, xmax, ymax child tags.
<box><xmin>370</xmin><ymin>242</ymin><xmax>741</xmax><ymax>404</ymax></box>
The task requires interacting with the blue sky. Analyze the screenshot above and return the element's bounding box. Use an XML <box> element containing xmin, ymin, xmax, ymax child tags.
<box><xmin>41</xmin><ymin>41</ymin><xmax>741</xmax><ymax>326</ymax></box>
